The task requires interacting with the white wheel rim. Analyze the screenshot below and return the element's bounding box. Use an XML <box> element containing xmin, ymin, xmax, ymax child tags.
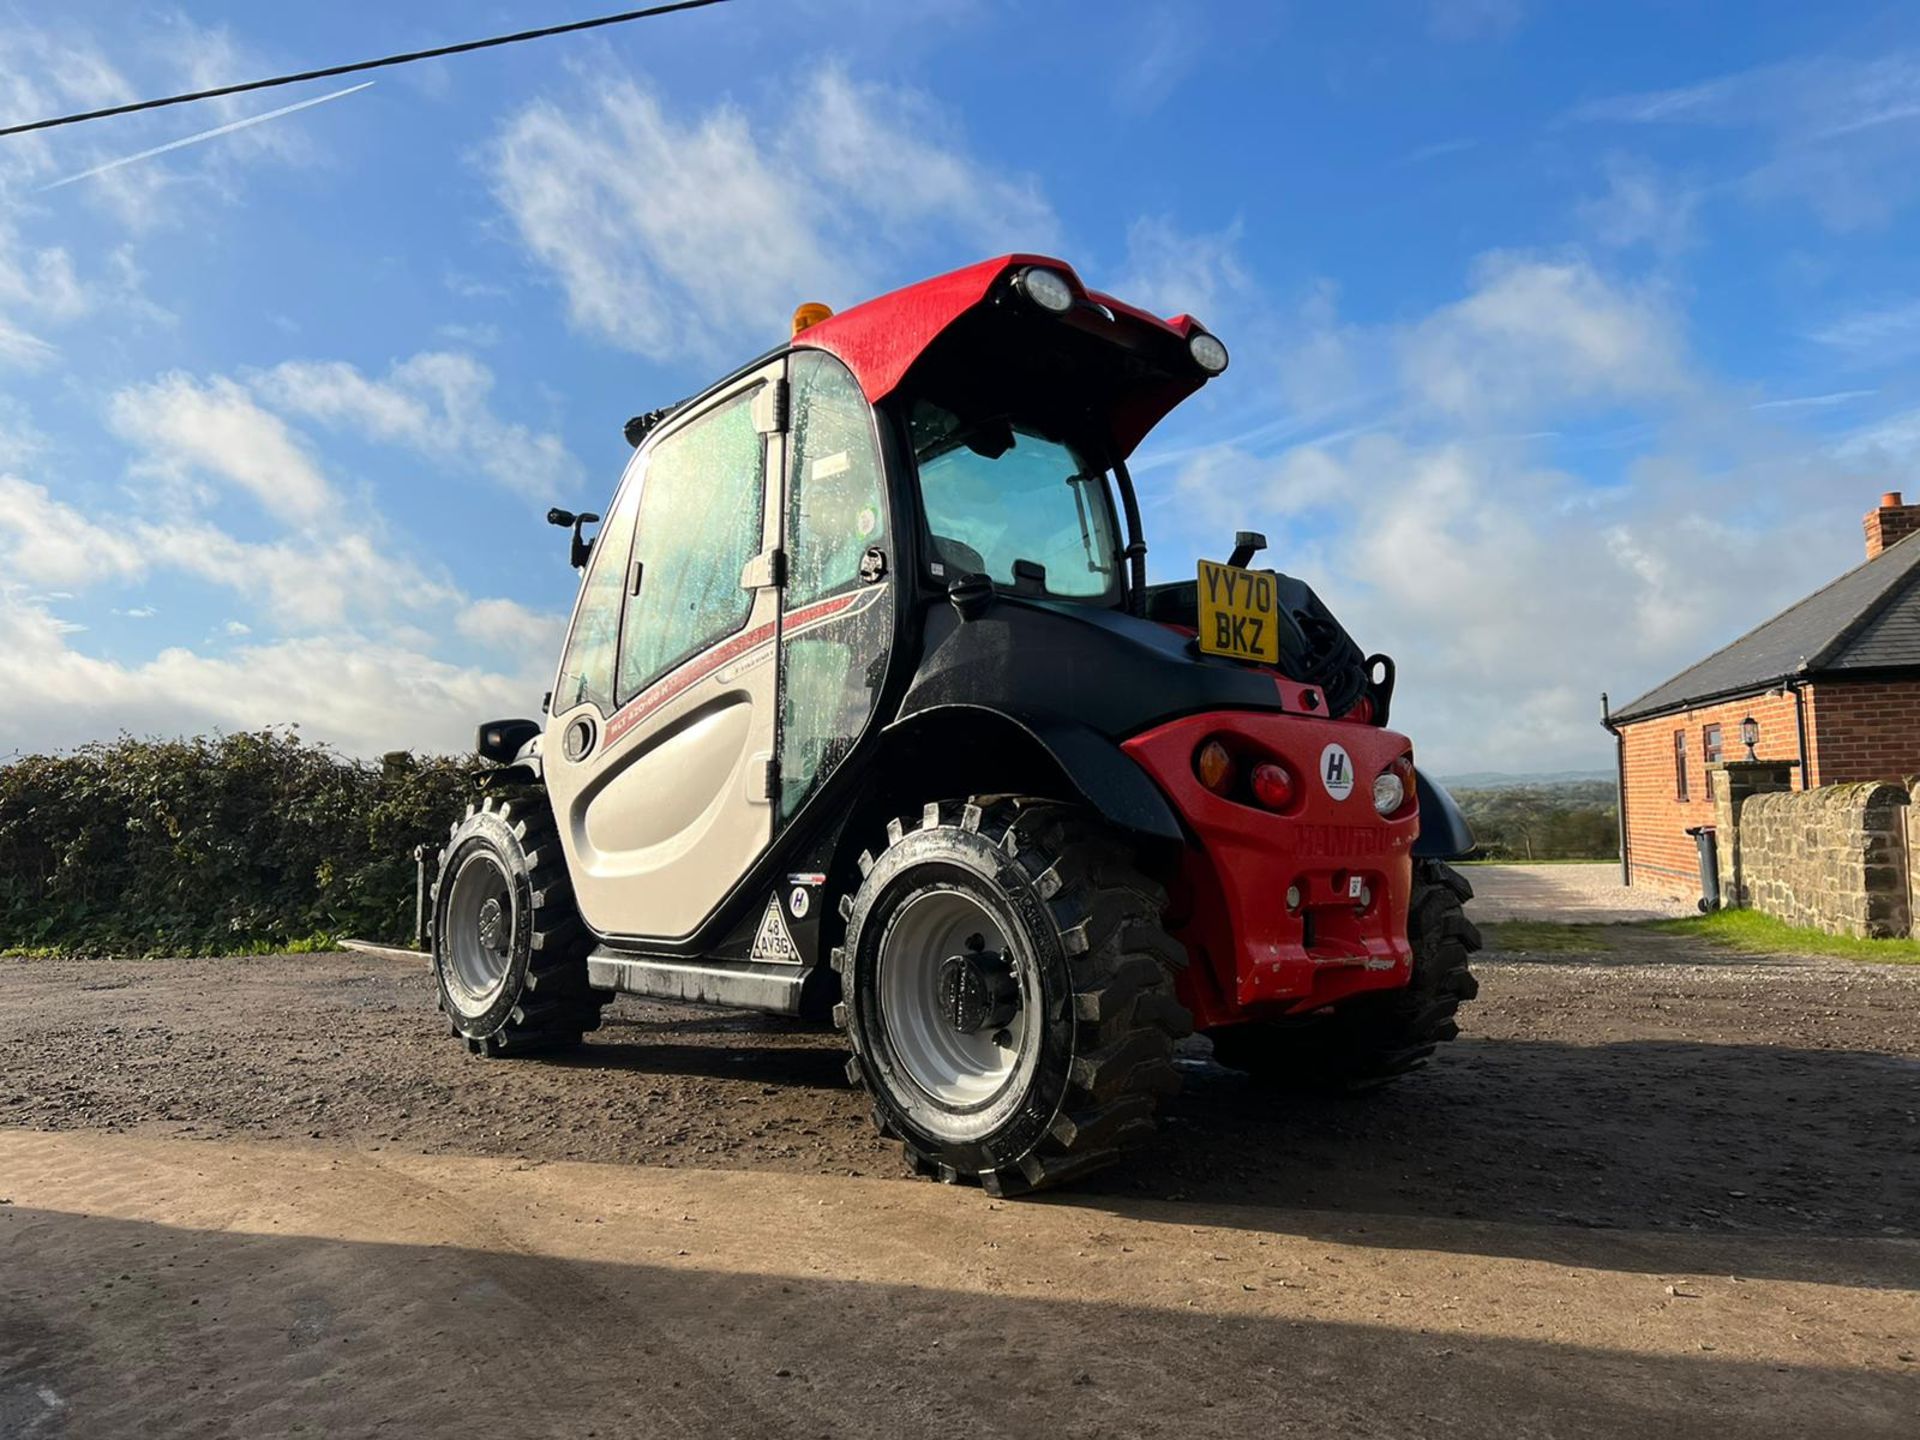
<box><xmin>444</xmin><ymin>849</ymin><xmax>513</xmax><ymax>1015</ymax></box>
<box><xmin>876</xmin><ymin>887</ymin><xmax>1030</xmax><ymax>1108</ymax></box>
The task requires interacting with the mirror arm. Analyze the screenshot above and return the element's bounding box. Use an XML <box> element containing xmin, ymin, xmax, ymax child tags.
<box><xmin>547</xmin><ymin>507</ymin><xmax>601</xmax><ymax>571</ymax></box>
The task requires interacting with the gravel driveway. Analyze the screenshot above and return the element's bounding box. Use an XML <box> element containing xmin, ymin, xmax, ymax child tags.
<box><xmin>2</xmin><ymin>935</ymin><xmax>1915</xmax><ymax>1437</ymax></box>
<box><xmin>1465</xmin><ymin>861</ymin><xmax>1699</xmax><ymax>922</ymax></box>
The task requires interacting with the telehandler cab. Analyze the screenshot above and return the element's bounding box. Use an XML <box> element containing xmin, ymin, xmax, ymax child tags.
<box><xmin>432</xmin><ymin>255</ymin><xmax>1481</xmax><ymax>1195</ymax></box>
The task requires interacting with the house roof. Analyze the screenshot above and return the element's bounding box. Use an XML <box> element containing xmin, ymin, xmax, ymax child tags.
<box><xmin>1610</xmin><ymin>529</ymin><xmax>1920</xmax><ymax>724</ymax></box>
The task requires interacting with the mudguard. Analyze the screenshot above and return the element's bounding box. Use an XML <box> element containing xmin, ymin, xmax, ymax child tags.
<box><xmin>1412</xmin><ymin>769</ymin><xmax>1475</xmax><ymax>859</ymax></box>
<box><xmin>880</xmin><ymin>703</ymin><xmax>1184</xmax><ymax>846</ymax></box>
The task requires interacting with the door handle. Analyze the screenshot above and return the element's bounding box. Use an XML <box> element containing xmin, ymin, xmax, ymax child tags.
<box><xmin>628</xmin><ymin>559</ymin><xmax>644</xmax><ymax>597</ymax></box>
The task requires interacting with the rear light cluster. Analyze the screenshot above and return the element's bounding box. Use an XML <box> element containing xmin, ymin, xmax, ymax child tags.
<box><xmin>1194</xmin><ymin>738</ymin><xmax>1296</xmax><ymax>814</ymax></box>
<box><xmin>1193</xmin><ymin>738</ymin><xmax>1414</xmax><ymax>818</ymax></box>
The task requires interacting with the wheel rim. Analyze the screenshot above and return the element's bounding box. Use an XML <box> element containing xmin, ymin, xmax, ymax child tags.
<box><xmin>444</xmin><ymin>849</ymin><xmax>514</xmax><ymax>1014</ymax></box>
<box><xmin>876</xmin><ymin>887</ymin><xmax>1030</xmax><ymax>1109</ymax></box>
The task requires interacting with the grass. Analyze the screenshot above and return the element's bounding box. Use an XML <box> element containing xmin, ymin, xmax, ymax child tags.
<box><xmin>1479</xmin><ymin>920</ymin><xmax>1613</xmax><ymax>953</ymax></box>
<box><xmin>1648</xmin><ymin>909</ymin><xmax>1920</xmax><ymax>964</ymax></box>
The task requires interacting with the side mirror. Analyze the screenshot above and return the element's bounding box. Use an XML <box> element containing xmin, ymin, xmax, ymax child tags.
<box><xmin>547</xmin><ymin>508</ymin><xmax>601</xmax><ymax>570</ymax></box>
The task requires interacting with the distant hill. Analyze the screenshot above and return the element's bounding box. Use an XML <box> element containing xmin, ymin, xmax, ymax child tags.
<box><xmin>1436</xmin><ymin>769</ymin><xmax>1615</xmax><ymax>791</ymax></box>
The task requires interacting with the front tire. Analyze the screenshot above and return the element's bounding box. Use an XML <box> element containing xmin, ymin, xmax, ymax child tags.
<box><xmin>430</xmin><ymin>793</ymin><xmax>608</xmax><ymax>1057</ymax></box>
<box><xmin>835</xmin><ymin>800</ymin><xmax>1190</xmax><ymax>1196</ymax></box>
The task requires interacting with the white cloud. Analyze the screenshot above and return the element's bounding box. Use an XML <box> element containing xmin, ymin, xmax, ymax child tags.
<box><xmin>1572</xmin><ymin>52</ymin><xmax>1920</xmax><ymax>136</ymax></box>
<box><xmin>1120</xmin><ymin>215</ymin><xmax>1254</xmax><ymax>323</ymax></box>
<box><xmin>491</xmin><ymin>66</ymin><xmax>1057</xmax><ymax>360</ymax></box>
<box><xmin>1571</xmin><ymin>50</ymin><xmax>1920</xmax><ymax>231</ymax></box>
<box><xmin>1398</xmin><ymin>252</ymin><xmax>1687</xmax><ymax>419</ymax></box>
<box><xmin>1428</xmin><ymin>0</ymin><xmax>1525</xmax><ymax>42</ymax></box>
<box><xmin>0</xmin><ymin>317</ymin><xmax>57</xmax><ymax>369</ymax></box>
<box><xmin>254</xmin><ymin>351</ymin><xmax>580</xmax><ymax>499</ymax></box>
<box><xmin>1166</xmin><ymin>430</ymin><xmax>1859</xmax><ymax>773</ymax></box>
<box><xmin>1835</xmin><ymin>407</ymin><xmax>1920</xmax><ymax>466</ymax></box>
<box><xmin>1113</xmin><ymin>7</ymin><xmax>1207</xmax><ymax>113</ymax></box>
<box><xmin>457</xmin><ymin>597</ymin><xmax>566</xmax><ymax>661</ymax></box>
<box><xmin>0</xmin><ymin>475</ymin><xmax>148</xmax><ymax>589</ymax></box>
<box><xmin>0</xmin><ymin>28</ymin><xmax>135</xmax><ymax>192</ymax></box>
<box><xmin>0</xmin><ymin>217</ymin><xmax>98</xmax><ymax>368</ymax></box>
<box><xmin>110</xmin><ymin>373</ymin><xmax>334</xmax><ymax>523</ymax></box>
<box><xmin>1402</xmin><ymin>138</ymin><xmax>1478</xmax><ymax>165</ymax></box>
<box><xmin>1141</xmin><ymin>245</ymin><xmax>1886</xmax><ymax>773</ymax></box>
<box><xmin>137</xmin><ymin>520</ymin><xmax>455</xmax><ymax>631</ymax></box>
<box><xmin>1577</xmin><ymin>155</ymin><xmax>1699</xmax><ymax>252</ymax></box>
<box><xmin>1808</xmin><ymin>297</ymin><xmax>1920</xmax><ymax>368</ymax></box>
<box><xmin>0</xmin><ymin>589</ymin><xmax>534</xmax><ymax>758</ymax></box>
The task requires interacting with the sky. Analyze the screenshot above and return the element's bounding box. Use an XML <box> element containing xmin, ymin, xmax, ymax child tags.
<box><xmin>3</xmin><ymin>0</ymin><xmax>1920</xmax><ymax>776</ymax></box>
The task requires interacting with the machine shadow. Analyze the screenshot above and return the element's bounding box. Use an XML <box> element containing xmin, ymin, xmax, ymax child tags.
<box><xmin>1053</xmin><ymin>1033</ymin><xmax>1920</xmax><ymax>1283</ymax></box>
<box><xmin>2</xmin><ymin>1207</ymin><xmax>1911</xmax><ymax>1440</ymax></box>
<box><xmin>549</xmin><ymin>1037</ymin><xmax>851</xmax><ymax>1090</ymax></box>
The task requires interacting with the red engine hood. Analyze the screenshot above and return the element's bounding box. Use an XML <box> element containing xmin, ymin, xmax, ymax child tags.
<box><xmin>792</xmin><ymin>254</ymin><xmax>1211</xmax><ymax>461</ymax></box>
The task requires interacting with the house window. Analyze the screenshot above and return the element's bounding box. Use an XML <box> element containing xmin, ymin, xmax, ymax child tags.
<box><xmin>1673</xmin><ymin>729</ymin><xmax>1689</xmax><ymax>801</ymax></box>
<box><xmin>1702</xmin><ymin>723</ymin><xmax>1723</xmax><ymax>798</ymax></box>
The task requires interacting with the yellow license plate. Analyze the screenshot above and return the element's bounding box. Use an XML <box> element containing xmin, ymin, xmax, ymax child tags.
<box><xmin>1196</xmin><ymin>559</ymin><xmax>1280</xmax><ymax>664</ymax></box>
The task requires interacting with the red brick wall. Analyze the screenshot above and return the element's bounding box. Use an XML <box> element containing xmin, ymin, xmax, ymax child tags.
<box><xmin>1863</xmin><ymin>498</ymin><xmax>1920</xmax><ymax>559</ymax></box>
<box><xmin>1805</xmin><ymin>677</ymin><xmax>1920</xmax><ymax>783</ymax></box>
<box><xmin>1616</xmin><ymin>691</ymin><xmax>1804</xmax><ymax>896</ymax></box>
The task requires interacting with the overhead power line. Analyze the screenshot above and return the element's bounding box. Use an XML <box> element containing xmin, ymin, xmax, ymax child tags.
<box><xmin>0</xmin><ymin>0</ymin><xmax>733</xmax><ymax>139</ymax></box>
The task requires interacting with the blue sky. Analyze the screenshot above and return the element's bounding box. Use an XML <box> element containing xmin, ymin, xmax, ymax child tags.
<box><xmin>4</xmin><ymin>0</ymin><xmax>1920</xmax><ymax>774</ymax></box>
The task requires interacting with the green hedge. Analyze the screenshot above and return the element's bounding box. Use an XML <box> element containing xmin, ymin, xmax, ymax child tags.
<box><xmin>0</xmin><ymin>731</ymin><xmax>482</xmax><ymax>957</ymax></box>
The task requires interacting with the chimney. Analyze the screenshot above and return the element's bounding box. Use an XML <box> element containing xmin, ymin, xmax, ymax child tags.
<box><xmin>1864</xmin><ymin>491</ymin><xmax>1920</xmax><ymax>560</ymax></box>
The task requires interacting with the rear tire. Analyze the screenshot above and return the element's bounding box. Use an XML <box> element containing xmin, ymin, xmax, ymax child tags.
<box><xmin>430</xmin><ymin>793</ymin><xmax>609</xmax><ymax>1057</ymax></box>
<box><xmin>1208</xmin><ymin>858</ymin><xmax>1481</xmax><ymax>1089</ymax></box>
<box><xmin>835</xmin><ymin>800</ymin><xmax>1191</xmax><ymax>1196</ymax></box>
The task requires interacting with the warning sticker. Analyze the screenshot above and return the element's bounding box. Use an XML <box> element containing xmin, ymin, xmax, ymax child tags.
<box><xmin>751</xmin><ymin>895</ymin><xmax>802</xmax><ymax>964</ymax></box>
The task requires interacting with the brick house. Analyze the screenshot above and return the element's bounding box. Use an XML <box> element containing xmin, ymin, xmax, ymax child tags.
<box><xmin>1605</xmin><ymin>492</ymin><xmax>1920</xmax><ymax>897</ymax></box>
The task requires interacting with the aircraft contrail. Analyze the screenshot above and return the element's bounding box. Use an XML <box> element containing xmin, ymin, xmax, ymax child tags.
<box><xmin>37</xmin><ymin>81</ymin><xmax>374</xmax><ymax>192</ymax></box>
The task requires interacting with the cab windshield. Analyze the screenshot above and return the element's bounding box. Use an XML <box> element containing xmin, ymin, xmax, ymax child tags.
<box><xmin>908</xmin><ymin>397</ymin><xmax>1122</xmax><ymax>601</ymax></box>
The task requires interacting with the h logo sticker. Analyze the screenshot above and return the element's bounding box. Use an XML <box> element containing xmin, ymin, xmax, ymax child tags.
<box><xmin>1320</xmin><ymin>743</ymin><xmax>1355</xmax><ymax>801</ymax></box>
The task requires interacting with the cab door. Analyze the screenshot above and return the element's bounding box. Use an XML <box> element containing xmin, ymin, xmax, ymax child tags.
<box><xmin>774</xmin><ymin>349</ymin><xmax>897</xmax><ymax>826</ymax></box>
<box><xmin>544</xmin><ymin>361</ymin><xmax>786</xmax><ymax>942</ymax></box>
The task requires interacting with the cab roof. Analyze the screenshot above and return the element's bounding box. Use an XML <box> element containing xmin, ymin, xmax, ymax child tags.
<box><xmin>792</xmin><ymin>254</ymin><xmax>1215</xmax><ymax>461</ymax></box>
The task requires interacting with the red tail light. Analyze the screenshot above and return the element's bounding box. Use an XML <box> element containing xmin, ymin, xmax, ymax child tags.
<box><xmin>1250</xmin><ymin>761</ymin><xmax>1295</xmax><ymax>810</ymax></box>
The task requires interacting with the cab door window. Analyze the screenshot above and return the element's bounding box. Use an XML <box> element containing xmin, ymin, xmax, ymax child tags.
<box><xmin>778</xmin><ymin>351</ymin><xmax>892</xmax><ymax>821</ymax></box>
<box><xmin>553</xmin><ymin>480</ymin><xmax>642</xmax><ymax>715</ymax></box>
<box><xmin>617</xmin><ymin>389</ymin><xmax>767</xmax><ymax>702</ymax></box>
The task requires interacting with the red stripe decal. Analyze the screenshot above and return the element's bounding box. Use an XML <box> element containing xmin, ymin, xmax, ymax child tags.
<box><xmin>601</xmin><ymin>588</ymin><xmax>871</xmax><ymax>749</ymax></box>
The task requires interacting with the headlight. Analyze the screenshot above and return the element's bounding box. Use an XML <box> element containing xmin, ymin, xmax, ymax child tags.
<box><xmin>1372</xmin><ymin>770</ymin><xmax>1406</xmax><ymax>816</ymax></box>
<box><xmin>1189</xmin><ymin>331</ymin><xmax>1230</xmax><ymax>374</ymax></box>
<box><xmin>1015</xmin><ymin>266</ymin><xmax>1074</xmax><ymax>314</ymax></box>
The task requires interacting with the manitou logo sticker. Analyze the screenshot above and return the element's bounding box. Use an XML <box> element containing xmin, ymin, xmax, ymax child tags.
<box><xmin>1320</xmin><ymin>743</ymin><xmax>1356</xmax><ymax>801</ymax></box>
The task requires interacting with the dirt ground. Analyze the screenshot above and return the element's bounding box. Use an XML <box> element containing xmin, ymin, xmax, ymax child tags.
<box><xmin>3</xmin><ymin>932</ymin><xmax>1917</xmax><ymax>1437</ymax></box>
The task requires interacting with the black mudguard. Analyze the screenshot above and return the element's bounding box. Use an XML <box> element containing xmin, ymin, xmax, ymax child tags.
<box><xmin>1412</xmin><ymin>769</ymin><xmax>1475</xmax><ymax>859</ymax></box>
<box><xmin>879</xmin><ymin>703</ymin><xmax>1184</xmax><ymax>846</ymax></box>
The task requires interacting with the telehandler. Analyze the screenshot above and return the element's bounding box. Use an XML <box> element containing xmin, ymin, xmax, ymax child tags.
<box><xmin>432</xmin><ymin>255</ymin><xmax>1481</xmax><ymax>1194</ymax></box>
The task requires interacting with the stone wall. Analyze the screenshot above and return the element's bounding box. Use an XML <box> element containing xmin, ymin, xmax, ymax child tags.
<box><xmin>1732</xmin><ymin>782</ymin><xmax>1911</xmax><ymax>938</ymax></box>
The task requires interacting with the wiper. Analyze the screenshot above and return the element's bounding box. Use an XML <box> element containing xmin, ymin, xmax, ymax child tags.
<box><xmin>1066</xmin><ymin>472</ymin><xmax>1113</xmax><ymax>576</ymax></box>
